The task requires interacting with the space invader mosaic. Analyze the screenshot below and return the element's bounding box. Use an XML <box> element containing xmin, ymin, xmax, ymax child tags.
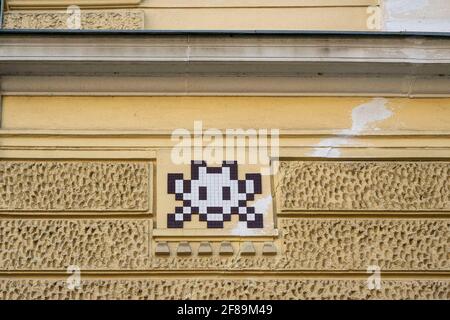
<box><xmin>167</xmin><ymin>161</ymin><xmax>263</xmax><ymax>228</ymax></box>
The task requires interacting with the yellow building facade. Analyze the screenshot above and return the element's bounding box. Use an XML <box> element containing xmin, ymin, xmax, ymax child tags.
<box><xmin>0</xmin><ymin>1</ymin><xmax>449</xmax><ymax>300</ymax></box>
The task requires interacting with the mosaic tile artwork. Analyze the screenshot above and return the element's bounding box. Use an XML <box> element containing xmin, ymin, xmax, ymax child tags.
<box><xmin>167</xmin><ymin>161</ymin><xmax>262</xmax><ymax>228</ymax></box>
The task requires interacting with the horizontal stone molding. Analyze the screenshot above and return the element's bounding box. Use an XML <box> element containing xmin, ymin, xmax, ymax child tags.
<box><xmin>0</xmin><ymin>279</ymin><xmax>447</xmax><ymax>300</ymax></box>
<box><xmin>0</xmin><ymin>219</ymin><xmax>151</xmax><ymax>270</ymax></box>
<box><xmin>3</xmin><ymin>34</ymin><xmax>450</xmax><ymax>65</ymax></box>
<box><xmin>3</xmin><ymin>10</ymin><xmax>144</xmax><ymax>30</ymax></box>
<box><xmin>1</xmin><ymin>33</ymin><xmax>449</xmax><ymax>96</ymax></box>
<box><xmin>6</xmin><ymin>0</ymin><xmax>377</xmax><ymax>10</ymax></box>
<box><xmin>3</xmin><ymin>75</ymin><xmax>450</xmax><ymax>97</ymax></box>
<box><xmin>137</xmin><ymin>0</ymin><xmax>379</xmax><ymax>8</ymax></box>
<box><xmin>6</xmin><ymin>1</ymin><xmax>141</xmax><ymax>9</ymax></box>
<box><xmin>0</xmin><ymin>160</ymin><xmax>151</xmax><ymax>212</ymax></box>
<box><xmin>276</xmin><ymin>161</ymin><xmax>450</xmax><ymax>212</ymax></box>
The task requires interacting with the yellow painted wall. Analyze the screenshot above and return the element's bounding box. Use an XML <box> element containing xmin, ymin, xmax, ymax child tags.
<box><xmin>0</xmin><ymin>95</ymin><xmax>449</xmax><ymax>299</ymax></box>
<box><xmin>2</xmin><ymin>0</ymin><xmax>450</xmax><ymax>301</ymax></box>
<box><xmin>3</xmin><ymin>96</ymin><xmax>450</xmax><ymax>132</ymax></box>
<box><xmin>4</xmin><ymin>0</ymin><xmax>381</xmax><ymax>30</ymax></box>
<box><xmin>142</xmin><ymin>7</ymin><xmax>374</xmax><ymax>31</ymax></box>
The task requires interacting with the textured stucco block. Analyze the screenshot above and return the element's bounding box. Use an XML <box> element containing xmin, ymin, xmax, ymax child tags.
<box><xmin>0</xmin><ymin>161</ymin><xmax>150</xmax><ymax>211</ymax></box>
<box><xmin>3</xmin><ymin>10</ymin><xmax>144</xmax><ymax>30</ymax></box>
<box><xmin>276</xmin><ymin>161</ymin><xmax>449</xmax><ymax>211</ymax></box>
<box><xmin>280</xmin><ymin>218</ymin><xmax>449</xmax><ymax>271</ymax></box>
<box><xmin>0</xmin><ymin>279</ymin><xmax>448</xmax><ymax>300</ymax></box>
<box><xmin>0</xmin><ymin>219</ymin><xmax>151</xmax><ymax>270</ymax></box>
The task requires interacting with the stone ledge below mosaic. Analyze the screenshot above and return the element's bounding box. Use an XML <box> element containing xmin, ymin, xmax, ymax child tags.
<box><xmin>154</xmin><ymin>241</ymin><xmax>278</xmax><ymax>257</ymax></box>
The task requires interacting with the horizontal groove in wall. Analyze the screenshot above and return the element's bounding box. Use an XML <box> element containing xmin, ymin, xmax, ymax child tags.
<box><xmin>137</xmin><ymin>1</ymin><xmax>379</xmax><ymax>9</ymax></box>
<box><xmin>6</xmin><ymin>93</ymin><xmax>450</xmax><ymax>98</ymax></box>
<box><xmin>2</xmin><ymin>129</ymin><xmax>450</xmax><ymax>137</ymax></box>
<box><xmin>0</xmin><ymin>213</ymin><xmax>153</xmax><ymax>218</ymax></box>
<box><xmin>0</xmin><ymin>271</ymin><xmax>448</xmax><ymax>280</ymax></box>
<box><xmin>6</xmin><ymin>0</ymin><xmax>378</xmax><ymax>8</ymax></box>
<box><xmin>0</xmin><ymin>146</ymin><xmax>160</xmax><ymax>151</ymax></box>
<box><xmin>276</xmin><ymin>213</ymin><xmax>450</xmax><ymax>218</ymax></box>
<box><xmin>1</xmin><ymin>213</ymin><xmax>449</xmax><ymax>219</ymax></box>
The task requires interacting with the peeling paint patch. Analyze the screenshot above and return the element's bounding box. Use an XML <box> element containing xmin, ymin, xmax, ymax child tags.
<box><xmin>309</xmin><ymin>98</ymin><xmax>393</xmax><ymax>158</ymax></box>
<box><xmin>385</xmin><ymin>0</ymin><xmax>430</xmax><ymax>17</ymax></box>
<box><xmin>343</xmin><ymin>98</ymin><xmax>393</xmax><ymax>134</ymax></box>
<box><xmin>384</xmin><ymin>0</ymin><xmax>450</xmax><ymax>32</ymax></box>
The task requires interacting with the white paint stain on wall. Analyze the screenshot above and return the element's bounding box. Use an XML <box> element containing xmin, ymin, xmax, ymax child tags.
<box><xmin>343</xmin><ymin>98</ymin><xmax>393</xmax><ymax>134</ymax></box>
<box><xmin>231</xmin><ymin>195</ymin><xmax>272</xmax><ymax>236</ymax></box>
<box><xmin>384</xmin><ymin>0</ymin><xmax>450</xmax><ymax>32</ymax></box>
<box><xmin>309</xmin><ymin>98</ymin><xmax>393</xmax><ymax>158</ymax></box>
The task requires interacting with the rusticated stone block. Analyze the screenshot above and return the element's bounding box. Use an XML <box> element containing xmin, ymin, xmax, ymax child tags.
<box><xmin>0</xmin><ymin>219</ymin><xmax>151</xmax><ymax>270</ymax></box>
<box><xmin>0</xmin><ymin>161</ymin><xmax>150</xmax><ymax>211</ymax></box>
<box><xmin>275</xmin><ymin>161</ymin><xmax>449</xmax><ymax>211</ymax></box>
<box><xmin>280</xmin><ymin>218</ymin><xmax>449</xmax><ymax>271</ymax></box>
<box><xmin>3</xmin><ymin>10</ymin><xmax>144</xmax><ymax>30</ymax></box>
<box><xmin>0</xmin><ymin>279</ymin><xmax>447</xmax><ymax>300</ymax></box>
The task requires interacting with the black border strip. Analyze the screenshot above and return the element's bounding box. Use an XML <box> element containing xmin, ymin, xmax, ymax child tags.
<box><xmin>0</xmin><ymin>29</ymin><xmax>450</xmax><ymax>38</ymax></box>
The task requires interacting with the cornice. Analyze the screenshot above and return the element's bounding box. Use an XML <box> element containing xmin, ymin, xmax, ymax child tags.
<box><xmin>0</xmin><ymin>33</ymin><xmax>449</xmax><ymax>96</ymax></box>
